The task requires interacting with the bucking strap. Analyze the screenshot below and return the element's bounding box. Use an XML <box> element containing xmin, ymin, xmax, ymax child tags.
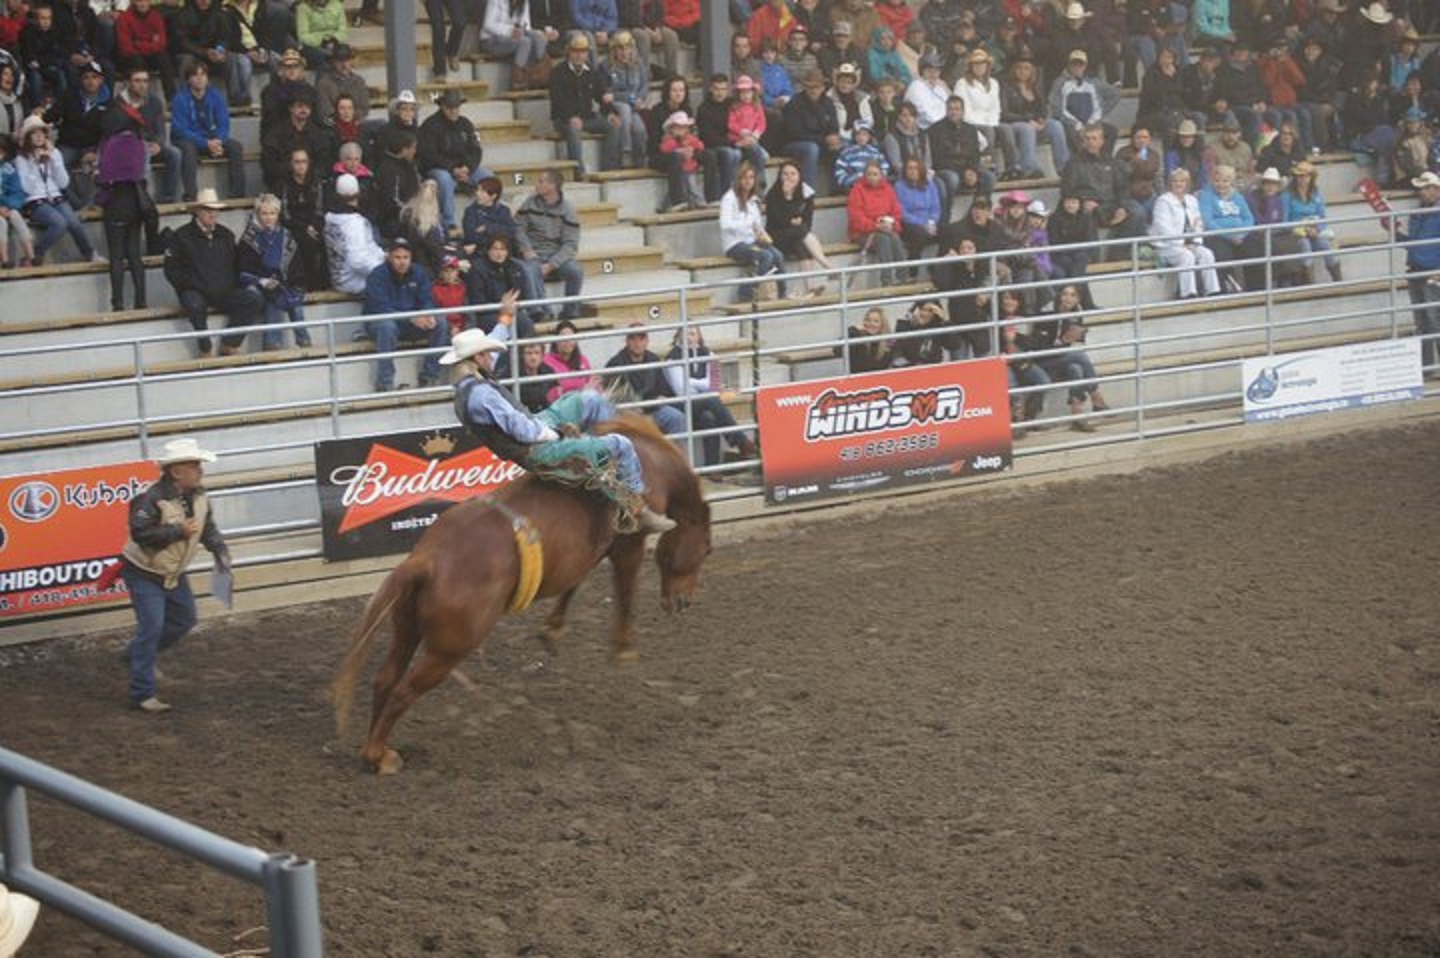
<box><xmin>490</xmin><ymin>500</ymin><xmax>544</xmax><ymax>614</ymax></box>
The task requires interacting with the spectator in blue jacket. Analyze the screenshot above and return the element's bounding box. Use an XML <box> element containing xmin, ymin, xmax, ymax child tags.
<box><xmin>461</xmin><ymin>176</ymin><xmax>519</xmax><ymax>253</ymax></box>
<box><xmin>363</xmin><ymin>237</ymin><xmax>448</xmax><ymax>391</ymax></box>
<box><xmin>833</xmin><ymin>118</ymin><xmax>888</xmax><ymax>191</ymax></box>
<box><xmin>1404</xmin><ymin>171</ymin><xmax>1440</xmax><ymax>376</ymax></box>
<box><xmin>170</xmin><ymin>61</ymin><xmax>245</xmax><ymax>201</ymax></box>
<box><xmin>1198</xmin><ymin>163</ymin><xmax>1255</xmax><ymax>294</ymax></box>
<box><xmin>895</xmin><ymin>155</ymin><xmax>941</xmax><ymax>268</ymax></box>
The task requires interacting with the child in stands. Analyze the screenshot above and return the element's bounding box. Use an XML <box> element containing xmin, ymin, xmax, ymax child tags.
<box><xmin>658</xmin><ymin>111</ymin><xmax>707</xmax><ymax>212</ymax></box>
<box><xmin>432</xmin><ymin>250</ymin><xmax>469</xmax><ymax>336</ymax></box>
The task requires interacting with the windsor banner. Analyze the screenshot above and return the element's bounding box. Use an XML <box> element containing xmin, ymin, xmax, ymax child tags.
<box><xmin>0</xmin><ymin>460</ymin><xmax>158</xmax><ymax>617</ymax></box>
<box><xmin>315</xmin><ymin>427</ymin><xmax>525</xmax><ymax>561</ymax></box>
<box><xmin>754</xmin><ymin>358</ymin><xmax>1013</xmax><ymax>505</ymax></box>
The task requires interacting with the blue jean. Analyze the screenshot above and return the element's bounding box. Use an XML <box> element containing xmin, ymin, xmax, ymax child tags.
<box><xmin>1006</xmin><ymin>118</ymin><xmax>1069</xmax><ymax>175</ymax></box>
<box><xmin>1351</xmin><ymin>126</ymin><xmax>1398</xmax><ymax>186</ymax></box>
<box><xmin>563</xmin><ymin>114</ymin><xmax>621</xmax><ymax>176</ymax></box>
<box><xmin>706</xmin><ymin>145</ymin><xmax>740</xmax><ymax>201</ymax></box>
<box><xmin>1407</xmin><ymin>274</ymin><xmax>1440</xmax><ymax>372</ymax></box>
<box><xmin>122</xmin><ymin>566</ymin><xmax>198</xmax><ymax>704</ymax></box>
<box><xmin>527</xmin><ymin>257</ymin><xmax>585</xmax><ymax>319</ymax></box>
<box><xmin>425</xmin><ymin>0</ymin><xmax>466</xmax><ymax>73</ymax></box>
<box><xmin>650</xmin><ymin>403</ymin><xmax>686</xmax><ymax>436</ymax></box>
<box><xmin>260</xmin><ymin>301</ymin><xmax>309</xmax><ymax>349</ymax></box>
<box><xmin>1041</xmin><ymin>350</ymin><xmax>1099</xmax><ymax>403</ymax></box>
<box><xmin>151</xmin><ymin>141</ymin><xmax>183</xmax><ymax>204</ymax></box>
<box><xmin>479</xmin><ymin>30</ymin><xmax>548</xmax><ymax>67</ymax></box>
<box><xmin>427</xmin><ymin>164</ymin><xmax>492</xmax><ymax>230</ymax></box>
<box><xmin>681</xmin><ymin>394</ymin><xmax>746</xmax><ymax>466</ymax></box>
<box><xmin>29</xmin><ymin>199</ymin><xmax>95</xmax><ymax>260</ymax></box>
<box><xmin>369</xmin><ymin>317</ymin><xmax>448</xmax><ymax>388</ymax></box>
<box><xmin>726</xmin><ymin>241</ymin><xmax>786</xmax><ymax>300</ymax></box>
<box><xmin>535</xmin><ymin>390</ymin><xmax>649</xmax><ymax>492</ymax></box>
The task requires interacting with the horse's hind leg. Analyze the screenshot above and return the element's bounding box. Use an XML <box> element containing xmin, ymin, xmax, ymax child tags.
<box><xmin>542</xmin><ymin>587</ymin><xmax>578</xmax><ymax>651</ymax></box>
<box><xmin>365</xmin><ymin>617</ymin><xmax>424</xmax><ymax>755</ymax></box>
<box><xmin>360</xmin><ymin>642</ymin><xmax>471</xmax><ymax>774</ymax></box>
<box><xmin>608</xmin><ymin>535</ymin><xmax>646</xmax><ymax>663</ymax></box>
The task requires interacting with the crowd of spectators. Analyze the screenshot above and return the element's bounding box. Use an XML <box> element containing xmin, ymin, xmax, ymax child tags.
<box><xmin>0</xmin><ymin>0</ymin><xmax>1437</xmax><ymax>417</ymax></box>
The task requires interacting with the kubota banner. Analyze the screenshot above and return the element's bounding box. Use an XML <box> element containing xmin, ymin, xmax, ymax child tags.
<box><xmin>755</xmin><ymin>359</ymin><xmax>1013</xmax><ymax>505</ymax></box>
<box><xmin>315</xmin><ymin>427</ymin><xmax>525</xmax><ymax>561</ymax></box>
<box><xmin>0</xmin><ymin>461</ymin><xmax>159</xmax><ymax>617</ymax></box>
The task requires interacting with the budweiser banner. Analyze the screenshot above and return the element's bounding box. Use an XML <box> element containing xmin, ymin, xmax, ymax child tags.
<box><xmin>0</xmin><ymin>460</ymin><xmax>158</xmax><ymax>617</ymax></box>
<box><xmin>314</xmin><ymin>427</ymin><xmax>524</xmax><ymax>561</ymax></box>
<box><xmin>755</xmin><ymin>359</ymin><xmax>1013</xmax><ymax>505</ymax></box>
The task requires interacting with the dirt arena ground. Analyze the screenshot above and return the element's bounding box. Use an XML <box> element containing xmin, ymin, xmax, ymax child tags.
<box><xmin>2</xmin><ymin>418</ymin><xmax>1439</xmax><ymax>957</ymax></box>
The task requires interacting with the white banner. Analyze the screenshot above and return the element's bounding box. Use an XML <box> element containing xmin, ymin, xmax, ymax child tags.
<box><xmin>1242</xmin><ymin>338</ymin><xmax>1424</xmax><ymax>423</ymax></box>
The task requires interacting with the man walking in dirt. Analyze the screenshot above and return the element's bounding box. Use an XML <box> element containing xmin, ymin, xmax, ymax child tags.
<box><xmin>118</xmin><ymin>438</ymin><xmax>232</xmax><ymax>713</ymax></box>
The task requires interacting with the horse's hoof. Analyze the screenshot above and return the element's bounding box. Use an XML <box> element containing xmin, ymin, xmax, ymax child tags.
<box><xmin>376</xmin><ymin>749</ymin><xmax>405</xmax><ymax>775</ymax></box>
<box><xmin>614</xmin><ymin>648</ymin><xmax>640</xmax><ymax>665</ymax></box>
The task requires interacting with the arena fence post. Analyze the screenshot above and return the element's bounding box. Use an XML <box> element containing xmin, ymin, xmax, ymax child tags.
<box><xmin>1130</xmin><ymin>236</ymin><xmax>1145</xmax><ymax>436</ymax></box>
<box><xmin>1263</xmin><ymin>224</ymin><xmax>1275</xmax><ymax>355</ymax></box>
<box><xmin>263</xmin><ymin>853</ymin><xmax>325</xmax><ymax>958</ymax></box>
<box><xmin>132</xmin><ymin>339</ymin><xmax>151</xmax><ymax>460</ymax></box>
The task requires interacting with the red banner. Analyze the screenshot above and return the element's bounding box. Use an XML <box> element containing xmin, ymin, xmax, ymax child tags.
<box><xmin>755</xmin><ymin>359</ymin><xmax>1013</xmax><ymax>504</ymax></box>
<box><xmin>0</xmin><ymin>460</ymin><xmax>159</xmax><ymax>617</ymax></box>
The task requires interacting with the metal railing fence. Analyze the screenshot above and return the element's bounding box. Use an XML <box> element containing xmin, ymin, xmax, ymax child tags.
<box><xmin>0</xmin><ymin>745</ymin><xmax>323</xmax><ymax>957</ymax></box>
<box><xmin>1</xmin><ymin>205</ymin><xmax>1436</xmax><ymax>534</ymax></box>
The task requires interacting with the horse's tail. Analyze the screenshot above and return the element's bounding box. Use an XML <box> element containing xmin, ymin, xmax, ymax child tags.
<box><xmin>330</xmin><ymin>563</ymin><xmax>411</xmax><ymax>735</ymax></box>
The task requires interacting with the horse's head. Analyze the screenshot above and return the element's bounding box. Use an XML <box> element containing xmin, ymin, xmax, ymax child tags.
<box><xmin>656</xmin><ymin>498</ymin><xmax>711</xmax><ymax>613</ymax></box>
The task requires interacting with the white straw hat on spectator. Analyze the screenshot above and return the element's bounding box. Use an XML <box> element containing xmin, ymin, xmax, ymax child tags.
<box><xmin>396</xmin><ymin>89</ymin><xmax>417</xmax><ymax>105</ymax></box>
<box><xmin>335</xmin><ymin>173</ymin><xmax>361</xmax><ymax>197</ymax></box>
<box><xmin>440</xmin><ymin>329</ymin><xmax>508</xmax><ymax>365</ymax></box>
<box><xmin>18</xmin><ymin>114</ymin><xmax>46</xmax><ymax>141</ymax></box>
<box><xmin>1026</xmin><ymin>199</ymin><xmax>1048</xmax><ymax>217</ymax></box>
<box><xmin>1063</xmin><ymin>2</ymin><xmax>1092</xmax><ymax>19</ymax></box>
<box><xmin>1414</xmin><ymin>171</ymin><xmax>1440</xmax><ymax>190</ymax></box>
<box><xmin>156</xmin><ymin>438</ymin><xmax>218</xmax><ymax>466</ymax></box>
<box><xmin>1358</xmin><ymin>2</ymin><xmax>1392</xmax><ymax>23</ymax></box>
<box><xmin>190</xmin><ymin>188</ymin><xmax>225</xmax><ymax>211</ymax></box>
<box><xmin>0</xmin><ymin>884</ymin><xmax>40</xmax><ymax>957</ymax></box>
<box><xmin>1175</xmin><ymin>118</ymin><xmax>1199</xmax><ymax>136</ymax></box>
<box><xmin>1259</xmin><ymin>167</ymin><xmax>1284</xmax><ymax>184</ymax></box>
<box><xmin>664</xmin><ymin>111</ymin><xmax>693</xmax><ymax>128</ymax></box>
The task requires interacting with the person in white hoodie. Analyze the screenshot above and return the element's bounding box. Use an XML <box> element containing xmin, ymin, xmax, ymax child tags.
<box><xmin>324</xmin><ymin>172</ymin><xmax>385</xmax><ymax>294</ymax></box>
<box><xmin>954</xmin><ymin>49</ymin><xmax>1018</xmax><ymax>180</ymax></box>
<box><xmin>1149</xmin><ymin>167</ymin><xmax>1220</xmax><ymax>299</ymax></box>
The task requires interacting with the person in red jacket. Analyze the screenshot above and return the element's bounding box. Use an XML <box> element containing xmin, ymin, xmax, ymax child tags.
<box><xmin>662</xmin><ymin>0</ymin><xmax>700</xmax><ymax>45</ymax></box>
<box><xmin>746</xmin><ymin>0</ymin><xmax>797</xmax><ymax>52</ymax></box>
<box><xmin>847</xmin><ymin>159</ymin><xmax>906</xmax><ymax>286</ymax></box>
<box><xmin>116</xmin><ymin>0</ymin><xmax>176</xmax><ymax>98</ymax></box>
<box><xmin>432</xmin><ymin>250</ymin><xmax>469</xmax><ymax>336</ymax></box>
<box><xmin>1257</xmin><ymin>39</ymin><xmax>1314</xmax><ymax>155</ymax></box>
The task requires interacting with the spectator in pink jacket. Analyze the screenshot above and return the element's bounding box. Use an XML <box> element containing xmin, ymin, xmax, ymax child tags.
<box><xmin>543</xmin><ymin>318</ymin><xmax>599</xmax><ymax>402</ymax></box>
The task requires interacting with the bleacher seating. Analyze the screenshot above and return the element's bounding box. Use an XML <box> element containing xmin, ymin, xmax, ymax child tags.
<box><xmin>0</xmin><ymin>16</ymin><xmax>1435</xmax><ymax>635</ymax></box>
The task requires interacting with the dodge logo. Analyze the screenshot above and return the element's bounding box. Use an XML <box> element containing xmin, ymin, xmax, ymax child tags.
<box><xmin>9</xmin><ymin>482</ymin><xmax>59</xmax><ymax>523</ymax></box>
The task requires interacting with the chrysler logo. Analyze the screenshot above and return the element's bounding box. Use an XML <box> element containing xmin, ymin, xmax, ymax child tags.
<box><xmin>9</xmin><ymin>482</ymin><xmax>60</xmax><ymax>523</ymax></box>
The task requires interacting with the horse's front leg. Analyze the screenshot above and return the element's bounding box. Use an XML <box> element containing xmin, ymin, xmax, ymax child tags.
<box><xmin>541</xmin><ymin>587</ymin><xmax>578</xmax><ymax>652</ymax></box>
<box><xmin>608</xmin><ymin>535</ymin><xmax>646</xmax><ymax>663</ymax></box>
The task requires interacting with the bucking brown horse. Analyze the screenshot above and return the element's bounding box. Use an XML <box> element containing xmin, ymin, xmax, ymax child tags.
<box><xmin>331</xmin><ymin>416</ymin><xmax>712</xmax><ymax>774</ymax></box>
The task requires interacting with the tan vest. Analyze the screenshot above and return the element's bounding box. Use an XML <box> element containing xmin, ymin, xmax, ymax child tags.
<box><xmin>122</xmin><ymin>489</ymin><xmax>210</xmax><ymax>590</ymax></box>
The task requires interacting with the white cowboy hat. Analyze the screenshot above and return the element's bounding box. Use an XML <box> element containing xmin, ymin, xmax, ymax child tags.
<box><xmin>1025</xmin><ymin>199</ymin><xmax>1049</xmax><ymax>216</ymax></box>
<box><xmin>190</xmin><ymin>188</ymin><xmax>225</xmax><ymax>211</ymax></box>
<box><xmin>1259</xmin><ymin>166</ymin><xmax>1284</xmax><ymax>184</ymax></box>
<box><xmin>1063</xmin><ymin>2</ymin><xmax>1092</xmax><ymax>19</ymax></box>
<box><xmin>0</xmin><ymin>883</ymin><xmax>40</xmax><ymax>957</ymax></box>
<box><xmin>156</xmin><ymin>437</ymin><xmax>218</xmax><ymax>466</ymax></box>
<box><xmin>17</xmin><ymin>115</ymin><xmax>46</xmax><ymax>141</ymax></box>
<box><xmin>1358</xmin><ymin>2</ymin><xmax>1392</xmax><ymax>23</ymax></box>
<box><xmin>440</xmin><ymin>329</ymin><xmax>508</xmax><ymax>365</ymax></box>
<box><xmin>1414</xmin><ymin>171</ymin><xmax>1440</xmax><ymax>190</ymax></box>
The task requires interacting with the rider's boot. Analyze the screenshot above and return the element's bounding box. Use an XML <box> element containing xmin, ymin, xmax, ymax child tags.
<box><xmin>635</xmin><ymin>505</ymin><xmax>677</xmax><ymax>534</ymax></box>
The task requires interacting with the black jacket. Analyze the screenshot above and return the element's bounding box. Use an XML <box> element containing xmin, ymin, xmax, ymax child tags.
<box><xmin>549</xmin><ymin>61</ymin><xmax>611</xmax><ymax>124</ymax></box>
<box><xmin>695</xmin><ymin>96</ymin><xmax>731</xmax><ymax>151</ymax></box>
<box><xmin>261</xmin><ymin>119</ymin><xmax>337</xmax><ymax>192</ymax></box>
<box><xmin>371</xmin><ymin>151</ymin><xmax>420</xmax><ymax>239</ymax></box>
<box><xmin>416</xmin><ymin>111</ymin><xmax>483</xmax><ymax>174</ymax></box>
<box><xmin>163</xmin><ymin>219</ymin><xmax>241</xmax><ymax>302</ymax></box>
<box><xmin>783</xmin><ymin>91</ymin><xmax>839</xmax><ymax>146</ymax></box>
<box><xmin>927</xmin><ymin>117</ymin><xmax>984</xmax><ymax>176</ymax></box>
<box><xmin>43</xmin><ymin>85</ymin><xmax>108</xmax><ymax>151</ymax></box>
<box><xmin>604</xmin><ymin>348</ymin><xmax>676</xmax><ymax>403</ymax></box>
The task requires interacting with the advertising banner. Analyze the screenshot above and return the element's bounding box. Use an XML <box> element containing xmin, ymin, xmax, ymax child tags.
<box><xmin>1243</xmin><ymin>338</ymin><xmax>1423</xmax><ymax>423</ymax></box>
<box><xmin>0</xmin><ymin>461</ymin><xmax>158</xmax><ymax>617</ymax></box>
<box><xmin>315</xmin><ymin>427</ymin><xmax>525</xmax><ymax>561</ymax></box>
<box><xmin>755</xmin><ymin>359</ymin><xmax>1013</xmax><ymax>505</ymax></box>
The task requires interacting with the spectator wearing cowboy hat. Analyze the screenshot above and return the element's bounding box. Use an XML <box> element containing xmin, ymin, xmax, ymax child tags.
<box><xmin>259</xmin><ymin>47</ymin><xmax>318</xmax><ymax>139</ymax></box>
<box><xmin>260</xmin><ymin>86</ymin><xmax>337</xmax><ymax>192</ymax></box>
<box><xmin>314</xmin><ymin>44</ymin><xmax>370</xmax><ymax>129</ymax></box>
<box><xmin>548</xmin><ymin>33</ymin><xmax>622</xmax><ymax>177</ymax></box>
<box><xmin>956</xmin><ymin>47</ymin><xmax>1020</xmax><ymax>181</ymax></box>
<box><xmin>826</xmin><ymin>61</ymin><xmax>873</xmax><ymax>141</ymax></box>
<box><xmin>120</xmin><ymin>437</ymin><xmax>231</xmax><ymax>713</ymax></box>
<box><xmin>164</xmin><ymin>189</ymin><xmax>266</xmax><ymax>355</ymax></box>
<box><xmin>170</xmin><ymin>60</ymin><xmax>247</xmax><ymax>201</ymax></box>
<box><xmin>417</xmin><ymin>87</ymin><xmax>490</xmax><ymax>232</ymax></box>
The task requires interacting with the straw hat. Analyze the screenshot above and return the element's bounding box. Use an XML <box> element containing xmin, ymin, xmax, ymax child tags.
<box><xmin>190</xmin><ymin>188</ymin><xmax>225</xmax><ymax>211</ymax></box>
<box><xmin>1176</xmin><ymin>118</ymin><xmax>1199</xmax><ymax>136</ymax></box>
<box><xmin>440</xmin><ymin>329</ymin><xmax>508</xmax><ymax>365</ymax></box>
<box><xmin>1259</xmin><ymin>167</ymin><xmax>1284</xmax><ymax>184</ymax></box>
<box><xmin>0</xmin><ymin>884</ymin><xmax>40</xmax><ymax>958</ymax></box>
<box><xmin>1291</xmin><ymin>159</ymin><xmax>1316</xmax><ymax>177</ymax></box>
<box><xmin>1414</xmin><ymin>171</ymin><xmax>1440</xmax><ymax>190</ymax></box>
<box><xmin>1358</xmin><ymin>2</ymin><xmax>1392</xmax><ymax>23</ymax></box>
<box><xmin>156</xmin><ymin>438</ymin><xmax>218</xmax><ymax>466</ymax></box>
<box><xmin>567</xmin><ymin>32</ymin><xmax>591</xmax><ymax>50</ymax></box>
<box><xmin>967</xmin><ymin>48</ymin><xmax>991</xmax><ymax>64</ymax></box>
<box><xmin>18</xmin><ymin>114</ymin><xmax>46</xmax><ymax>141</ymax></box>
<box><xmin>1068</xmin><ymin>49</ymin><xmax>1088</xmax><ymax>64</ymax></box>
